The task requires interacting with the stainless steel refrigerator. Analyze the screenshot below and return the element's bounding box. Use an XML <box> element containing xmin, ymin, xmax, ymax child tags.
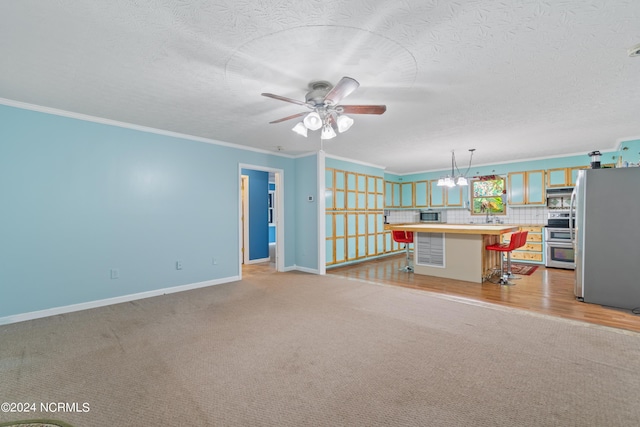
<box><xmin>571</xmin><ymin>168</ymin><xmax>640</xmax><ymax>310</ymax></box>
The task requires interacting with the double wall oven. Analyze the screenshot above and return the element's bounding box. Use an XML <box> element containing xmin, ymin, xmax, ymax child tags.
<box><xmin>545</xmin><ymin>209</ymin><xmax>576</xmax><ymax>269</ymax></box>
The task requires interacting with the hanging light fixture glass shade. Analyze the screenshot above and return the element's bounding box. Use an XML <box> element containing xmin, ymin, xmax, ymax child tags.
<box><xmin>437</xmin><ymin>149</ymin><xmax>475</xmax><ymax>187</ymax></box>
<box><xmin>303</xmin><ymin>112</ymin><xmax>323</xmax><ymax>130</ymax></box>
<box><xmin>321</xmin><ymin>124</ymin><xmax>337</xmax><ymax>140</ymax></box>
<box><xmin>292</xmin><ymin>122</ymin><xmax>308</xmax><ymax>137</ymax></box>
<box><xmin>336</xmin><ymin>114</ymin><xmax>354</xmax><ymax>133</ymax></box>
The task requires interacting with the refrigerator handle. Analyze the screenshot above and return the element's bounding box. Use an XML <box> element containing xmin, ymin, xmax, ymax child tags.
<box><xmin>569</xmin><ymin>189</ymin><xmax>576</xmax><ymax>244</ymax></box>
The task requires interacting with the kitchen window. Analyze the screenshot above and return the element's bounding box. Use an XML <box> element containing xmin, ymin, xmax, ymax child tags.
<box><xmin>471</xmin><ymin>176</ymin><xmax>506</xmax><ymax>216</ymax></box>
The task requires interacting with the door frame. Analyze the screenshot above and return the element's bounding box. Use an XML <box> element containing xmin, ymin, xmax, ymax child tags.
<box><xmin>239</xmin><ymin>164</ymin><xmax>285</xmax><ymax>275</ymax></box>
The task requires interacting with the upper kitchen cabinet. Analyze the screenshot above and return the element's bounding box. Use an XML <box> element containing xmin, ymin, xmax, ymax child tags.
<box><xmin>569</xmin><ymin>166</ymin><xmax>590</xmax><ymax>185</ymax></box>
<box><xmin>367</xmin><ymin>176</ymin><xmax>384</xmax><ymax>210</ymax></box>
<box><xmin>546</xmin><ymin>167</ymin><xmax>572</xmax><ymax>188</ymax></box>
<box><xmin>385</xmin><ymin>181</ymin><xmax>401</xmax><ymax>207</ymax></box>
<box><xmin>429</xmin><ymin>180</ymin><xmax>465</xmax><ymax>207</ymax></box>
<box><xmin>446</xmin><ymin>185</ymin><xmax>464</xmax><ymax>207</ymax></box>
<box><xmin>429</xmin><ymin>180</ymin><xmax>445</xmax><ymax>207</ymax></box>
<box><xmin>400</xmin><ymin>182</ymin><xmax>414</xmax><ymax>207</ymax></box>
<box><xmin>414</xmin><ymin>180</ymin><xmax>429</xmax><ymax>207</ymax></box>
<box><xmin>547</xmin><ymin>166</ymin><xmax>590</xmax><ymax>187</ymax></box>
<box><xmin>508</xmin><ymin>170</ymin><xmax>545</xmax><ymax>205</ymax></box>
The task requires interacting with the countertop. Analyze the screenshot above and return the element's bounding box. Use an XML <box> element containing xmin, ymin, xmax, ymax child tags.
<box><xmin>388</xmin><ymin>223</ymin><xmax>518</xmax><ymax>235</ymax></box>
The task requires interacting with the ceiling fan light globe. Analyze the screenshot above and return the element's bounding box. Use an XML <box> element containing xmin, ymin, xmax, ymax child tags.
<box><xmin>303</xmin><ymin>112</ymin><xmax>322</xmax><ymax>131</ymax></box>
<box><xmin>336</xmin><ymin>114</ymin><xmax>354</xmax><ymax>133</ymax></box>
<box><xmin>321</xmin><ymin>125</ymin><xmax>337</xmax><ymax>140</ymax></box>
<box><xmin>292</xmin><ymin>122</ymin><xmax>308</xmax><ymax>137</ymax></box>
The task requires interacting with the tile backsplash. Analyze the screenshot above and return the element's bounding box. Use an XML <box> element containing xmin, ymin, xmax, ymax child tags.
<box><xmin>446</xmin><ymin>206</ymin><xmax>547</xmax><ymax>225</ymax></box>
<box><xmin>386</xmin><ymin>209</ymin><xmax>420</xmax><ymax>224</ymax></box>
<box><xmin>385</xmin><ymin>206</ymin><xmax>548</xmax><ymax>225</ymax></box>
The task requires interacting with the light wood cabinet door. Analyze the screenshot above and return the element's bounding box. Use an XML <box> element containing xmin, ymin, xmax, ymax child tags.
<box><xmin>508</xmin><ymin>170</ymin><xmax>545</xmax><ymax>205</ymax></box>
<box><xmin>547</xmin><ymin>168</ymin><xmax>570</xmax><ymax>187</ymax></box>
<box><xmin>414</xmin><ymin>180</ymin><xmax>428</xmax><ymax>207</ymax></box>
<box><xmin>429</xmin><ymin>180</ymin><xmax>445</xmax><ymax>207</ymax></box>
<box><xmin>400</xmin><ymin>182</ymin><xmax>414</xmax><ymax>207</ymax></box>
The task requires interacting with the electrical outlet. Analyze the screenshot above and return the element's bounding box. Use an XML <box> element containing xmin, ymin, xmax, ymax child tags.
<box><xmin>212</xmin><ymin>258</ymin><xmax>218</xmax><ymax>265</ymax></box>
<box><xmin>110</xmin><ymin>269</ymin><xmax>119</xmax><ymax>279</ymax></box>
<box><xmin>176</xmin><ymin>261</ymin><xmax>182</xmax><ymax>270</ymax></box>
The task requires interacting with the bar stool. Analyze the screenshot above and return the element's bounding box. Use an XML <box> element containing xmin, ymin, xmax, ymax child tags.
<box><xmin>485</xmin><ymin>231</ymin><xmax>522</xmax><ymax>285</ymax></box>
<box><xmin>392</xmin><ymin>230</ymin><xmax>414</xmax><ymax>272</ymax></box>
<box><xmin>506</xmin><ymin>230</ymin><xmax>528</xmax><ymax>279</ymax></box>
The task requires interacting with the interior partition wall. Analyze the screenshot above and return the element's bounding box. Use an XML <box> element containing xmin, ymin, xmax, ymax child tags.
<box><xmin>0</xmin><ymin>102</ymin><xmax>299</xmax><ymax>324</ymax></box>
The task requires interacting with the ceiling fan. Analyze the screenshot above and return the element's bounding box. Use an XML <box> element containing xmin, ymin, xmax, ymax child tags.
<box><xmin>261</xmin><ymin>77</ymin><xmax>386</xmax><ymax>139</ymax></box>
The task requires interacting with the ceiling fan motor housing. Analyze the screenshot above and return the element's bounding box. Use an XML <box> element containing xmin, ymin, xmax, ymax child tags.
<box><xmin>305</xmin><ymin>81</ymin><xmax>333</xmax><ymax>106</ymax></box>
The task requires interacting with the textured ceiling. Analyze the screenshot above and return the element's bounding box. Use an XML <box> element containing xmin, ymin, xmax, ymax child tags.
<box><xmin>1</xmin><ymin>0</ymin><xmax>639</xmax><ymax>174</ymax></box>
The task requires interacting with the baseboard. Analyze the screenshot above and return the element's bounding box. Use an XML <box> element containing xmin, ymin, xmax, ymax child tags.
<box><xmin>0</xmin><ymin>275</ymin><xmax>241</xmax><ymax>326</ymax></box>
<box><xmin>291</xmin><ymin>265</ymin><xmax>320</xmax><ymax>275</ymax></box>
<box><xmin>246</xmin><ymin>257</ymin><xmax>271</xmax><ymax>264</ymax></box>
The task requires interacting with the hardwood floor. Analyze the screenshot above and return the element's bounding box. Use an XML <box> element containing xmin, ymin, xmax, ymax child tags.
<box><xmin>327</xmin><ymin>254</ymin><xmax>640</xmax><ymax>333</ymax></box>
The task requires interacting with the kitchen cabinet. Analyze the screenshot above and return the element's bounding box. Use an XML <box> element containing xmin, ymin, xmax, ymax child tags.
<box><xmin>546</xmin><ymin>168</ymin><xmax>571</xmax><ymax>188</ymax></box>
<box><xmin>325</xmin><ymin>168</ymin><xmax>334</xmax><ymax>209</ymax></box>
<box><xmin>385</xmin><ymin>181</ymin><xmax>401</xmax><ymax>207</ymax></box>
<box><xmin>326</xmin><ymin>211</ymin><xmax>387</xmax><ymax>265</ymax></box>
<box><xmin>414</xmin><ymin>180</ymin><xmax>429</xmax><ymax>207</ymax></box>
<box><xmin>446</xmin><ymin>185</ymin><xmax>464</xmax><ymax>207</ymax></box>
<box><xmin>429</xmin><ymin>180</ymin><xmax>465</xmax><ymax>207</ymax></box>
<box><xmin>547</xmin><ymin>166</ymin><xmax>592</xmax><ymax>188</ymax></box>
<box><xmin>429</xmin><ymin>180</ymin><xmax>445</xmax><ymax>207</ymax></box>
<box><xmin>326</xmin><ymin>168</ymin><xmax>388</xmax><ymax>266</ymax></box>
<box><xmin>569</xmin><ymin>166</ymin><xmax>590</xmax><ymax>186</ymax></box>
<box><xmin>326</xmin><ymin>212</ymin><xmax>346</xmax><ymax>265</ymax></box>
<box><xmin>502</xmin><ymin>226</ymin><xmax>544</xmax><ymax>263</ymax></box>
<box><xmin>400</xmin><ymin>182</ymin><xmax>414</xmax><ymax>207</ymax></box>
<box><xmin>345</xmin><ymin>172</ymin><xmax>358</xmax><ymax>210</ymax></box>
<box><xmin>508</xmin><ymin>170</ymin><xmax>545</xmax><ymax>205</ymax></box>
<box><xmin>367</xmin><ymin>176</ymin><xmax>384</xmax><ymax>210</ymax></box>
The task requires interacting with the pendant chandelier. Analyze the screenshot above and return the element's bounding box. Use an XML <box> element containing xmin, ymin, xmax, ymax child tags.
<box><xmin>437</xmin><ymin>149</ymin><xmax>475</xmax><ymax>187</ymax></box>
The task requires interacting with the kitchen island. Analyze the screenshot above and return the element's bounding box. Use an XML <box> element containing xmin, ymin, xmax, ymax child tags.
<box><xmin>389</xmin><ymin>224</ymin><xmax>518</xmax><ymax>283</ymax></box>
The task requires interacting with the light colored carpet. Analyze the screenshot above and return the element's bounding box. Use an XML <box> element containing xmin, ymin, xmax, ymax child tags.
<box><xmin>1</xmin><ymin>271</ymin><xmax>639</xmax><ymax>426</ymax></box>
<box><xmin>0</xmin><ymin>421</ymin><xmax>74</xmax><ymax>427</ymax></box>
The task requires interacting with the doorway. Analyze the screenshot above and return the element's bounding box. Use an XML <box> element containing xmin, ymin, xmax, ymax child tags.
<box><xmin>239</xmin><ymin>165</ymin><xmax>284</xmax><ymax>276</ymax></box>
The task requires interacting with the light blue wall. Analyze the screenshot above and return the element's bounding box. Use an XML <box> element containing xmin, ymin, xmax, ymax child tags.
<box><xmin>241</xmin><ymin>169</ymin><xmax>269</xmax><ymax>260</ymax></box>
<box><xmin>0</xmin><ymin>104</ymin><xmax>302</xmax><ymax>319</ymax></box>
<box><xmin>294</xmin><ymin>154</ymin><xmax>319</xmax><ymax>271</ymax></box>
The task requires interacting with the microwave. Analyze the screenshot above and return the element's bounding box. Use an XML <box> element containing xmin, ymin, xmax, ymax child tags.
<box><xmin>419</xmin><ymin>210</ymin><xmax>446</xmax><ymax>223</ymax></box>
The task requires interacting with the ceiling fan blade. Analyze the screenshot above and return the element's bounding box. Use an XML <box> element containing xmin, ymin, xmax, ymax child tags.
<box><xmin>261</xmin><ymin>93</ymin><xmax>307</xmax><ymax>106</ymax></box>
<box><xmin>269</xmin><ymin>112</ymin><xmax>307</xmax><ymax>124</ymax></box>
<box><xmin>340</xmin><ymin>105</ymin><xmax>387</xmax><ymax>115</ymax></box>
<box><xmin>324</xmin><ymin>77</ymin><xmax>360</xmax><ymax>105</ymax></box>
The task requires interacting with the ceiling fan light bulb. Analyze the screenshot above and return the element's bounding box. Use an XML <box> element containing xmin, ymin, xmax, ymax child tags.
<box><xmin>292</xmin><ymin>122</ymin><xmax>308</xmax><ymax>137</ymax></box>
<box><xmin>321</xmin><ymin>125</ymin><xmax>337</xmax><ymax>140</ymax></box>
<box><xmin>336</xmin><ymin>114</ymin><xmax>354</xmax><ymax>133</ymax></box>
<box><xmin>303</xmin><ymin>112</ymin><xmax>322</xmax><ymax>131</ymax></box>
